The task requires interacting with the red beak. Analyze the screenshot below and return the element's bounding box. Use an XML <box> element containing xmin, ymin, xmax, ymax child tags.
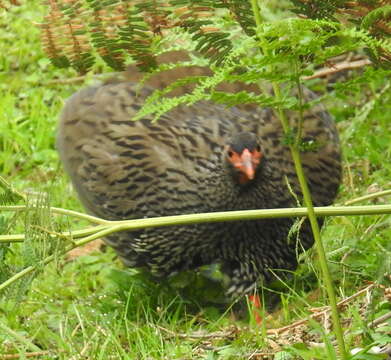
<box><xmin>240</xmin><ymin>149</ymin><xmax>255</xmax><ymax>180</ymax></box>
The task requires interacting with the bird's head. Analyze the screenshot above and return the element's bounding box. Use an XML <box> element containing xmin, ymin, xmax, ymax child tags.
<box><xmin>226</xmin><ymin>132</ymin><xmax>263</xmax><ymax>185</ymax></box>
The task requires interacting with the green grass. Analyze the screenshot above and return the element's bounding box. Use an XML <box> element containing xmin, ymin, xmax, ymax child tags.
<box><xmin>1</xmin><ymin>2</ymin><xmax>391</xmax><ymax>359</ymax></box>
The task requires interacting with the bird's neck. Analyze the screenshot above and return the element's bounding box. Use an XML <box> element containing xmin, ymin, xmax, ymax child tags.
<box><xmin>204</xmin><ymin>161</ymin><xmax>285</xmax><ymax>212</ymax></box>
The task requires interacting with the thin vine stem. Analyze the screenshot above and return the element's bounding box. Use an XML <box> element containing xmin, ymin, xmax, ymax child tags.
<box><xmin>0</xmin><ymin>205</ymin><xmax>110</xmax><ymax>224</ymax></box>
<box><xmin>250</xmin><ymin>0</ymin><xmax>348</xmax><ymax>358</ymax></box>
<box><xmin>343</xmin><ymin>189</ymin><xmax>391</xmax><ymax>205</ymax></box>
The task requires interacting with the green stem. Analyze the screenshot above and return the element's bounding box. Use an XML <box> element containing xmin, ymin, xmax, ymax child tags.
<box><xmin>275</xmin><ymin>82</ymin><xmax>347</xmax><ymax>358</ymax></box>
<box><xmin>0</xmin><ymin>205</ymin><xmax>110</xmax><ymax>224</ymax></box>
<box><xmin>0</xmin><ymin>234</ymin><xmax>24</xmax><ymax>243</ymax></box>
<box><xmin>0</xmin><ymin>225</ymin><xmax>108</xmax><ymax>243</ymax></box>
<box><xmin>290</xmin><ymin>150</ymin><xmax>347</xmax><ymax>359</ymax></box>
<box><xmin>250</xmin><ymin>0</ymin><xmax>263</xmax><ymax>35</ymax></box>
<box><xmin>1</xmin><ymin>205</ymin><xmax>391</xmax><ymax>243</ymax></box>
<box><xmin>0</xmin><ymin>175</ymin><xmax>26</xmax><ymax>202</ymax></box>
<box><xmin>294</xmin><ymin>61</ymin><xmax>305</xmax><ymax>145</ymax></box>
<box><xmin>343</xmin><ymin>189</ymin><xmax>391</xmax><ymax>205</ymax></box>
<box><xmin>0</xmin><ymin>204</ymin><xmax>390</xmax><ymax>300</ymax></box>
<box><xmin>250</xmin><ymin>1</ymin><xmax>347</xmax><ymax>358</ymax></box>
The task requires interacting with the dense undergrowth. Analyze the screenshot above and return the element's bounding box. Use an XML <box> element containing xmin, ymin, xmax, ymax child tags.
<box><xmin>0</xmin><ymin>1</ymin><xmax>391</xmax><ymax>359</ymax></box>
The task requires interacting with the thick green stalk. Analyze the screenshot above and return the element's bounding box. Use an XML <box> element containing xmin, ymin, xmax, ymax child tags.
<box><xmin>1</xmin><ymin>204</ymin><xmax>391</xmax><ymax>244</ymax></box>
<box><xmin>274</xmin><ymin>86</ymin><xmax>348</xmax><ymax>360</ymax></box>
<box><xmin>289</xmin><ymin>148</ymin><xmax>347</xmax><ymax>359</ymax></box>
<box><xmin>1</xmin><ymin>204</ymin><xmax>391</xmax><ymax>293</ymax></box>
<box><xmin>250</xmin><ymin>0</ymin><xmax>347</xmax><ymax>358</ymax></box>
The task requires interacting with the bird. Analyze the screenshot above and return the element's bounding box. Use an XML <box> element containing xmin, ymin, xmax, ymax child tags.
<box><xmin>57</xmin><ymin>78</ymin><xmax>341</xmax><ymax>298</ymax></box>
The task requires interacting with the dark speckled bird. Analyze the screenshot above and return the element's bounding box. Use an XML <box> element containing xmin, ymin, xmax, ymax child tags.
<box><xmin>57</xmin><ymin>80</ymin><xmax>341</xmax><ymax>296</ymax></box>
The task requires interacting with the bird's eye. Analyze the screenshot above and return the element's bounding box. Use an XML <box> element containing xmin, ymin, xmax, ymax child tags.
<box><xmin>256</xmin><ymin>145</ymin><xmax>261</xmax><ymax>152</ymax></box>
<box><xmin>228</xmin><ymin>150</ymin><xmax>234</xmax><ymax>158</ymax></box>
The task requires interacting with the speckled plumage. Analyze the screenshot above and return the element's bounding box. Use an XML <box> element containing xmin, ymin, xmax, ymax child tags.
<box><xmin>57</xmin><ymin>81</ymin><xmax>341</xmax><ymax>296</ymax></box>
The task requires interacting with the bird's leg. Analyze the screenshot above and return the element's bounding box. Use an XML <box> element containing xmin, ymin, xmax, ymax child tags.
<box><xmin>248</xmin><ymin>293</ymin><xmax>263</xmax><ymax>325</ymax></box>
<box><xmin>223</xmin><ymin>261</ymin><xmax>265</xmax><ymax>324</ymax></box>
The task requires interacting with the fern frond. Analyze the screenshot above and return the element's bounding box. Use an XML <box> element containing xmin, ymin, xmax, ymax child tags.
<box><xmin>290</xmin><ymin>0</ymin><xmax>340</xmax><ymax>21</ymax></box>
<box><xmin>134</xmin><ymin>45</ymin><xmax>244</xmax><ymax>120</ymax></box>
<box><xmin>40</xmin><ymin>0</ymin><xmax>159</xmax><ymax>72</ymax></box>
<box><xmin>133</xmin><ymin>15</ymin><xmax>391</xmax><ymax>119</ymax></box>
<box><xmin>291</xmin><ymin>0</ymin><xmax>391</xmax><ymax>36</ymax></box>
<box><xmin>210</xmin><ymin>90</ymin><xmax>296</xmax><ymax>108</ymax></box>
<box><xmin>39</xmin><ymin>0</ymin><xmax>94</xmax><ymax>73</ymax></box>
<box><xmin>0</xmin><ymin>176</ymin><xmax>25</xmax><ymax>205</ymax></box>
<box><xmin>170</xmin><ymin>0</ymin><xmax>234</xmax><ymax>64</ymax></box>
<box><xmin>39</xmin><ymin>0</ymin><xmax>391</xmax><ymax>73</ymax></box>
<box><xmin>0</xmin><ymin>191</ymin><xmax>17</xmax><ymax>205</ymax></box>
<box><xmin>224</xmin><ymin>0</ymin><xmax>256</xmax><ymax>37</ymax></box>
<box><xmin>362</xmin><ymin>5</ymin><xmax>391</xmax><ymax>35</ymax></box>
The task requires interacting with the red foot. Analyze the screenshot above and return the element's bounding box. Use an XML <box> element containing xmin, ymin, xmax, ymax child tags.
<box><xmin>248</xmin><ymin>294</ymin><xmax>263</xmax><ymax>325</ymax></box>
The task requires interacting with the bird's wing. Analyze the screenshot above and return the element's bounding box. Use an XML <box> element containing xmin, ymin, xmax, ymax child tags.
<box><xmin>57</xmin><ymin>82</ymin><xmax>234</xmax><ymax>220</ymax></box>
